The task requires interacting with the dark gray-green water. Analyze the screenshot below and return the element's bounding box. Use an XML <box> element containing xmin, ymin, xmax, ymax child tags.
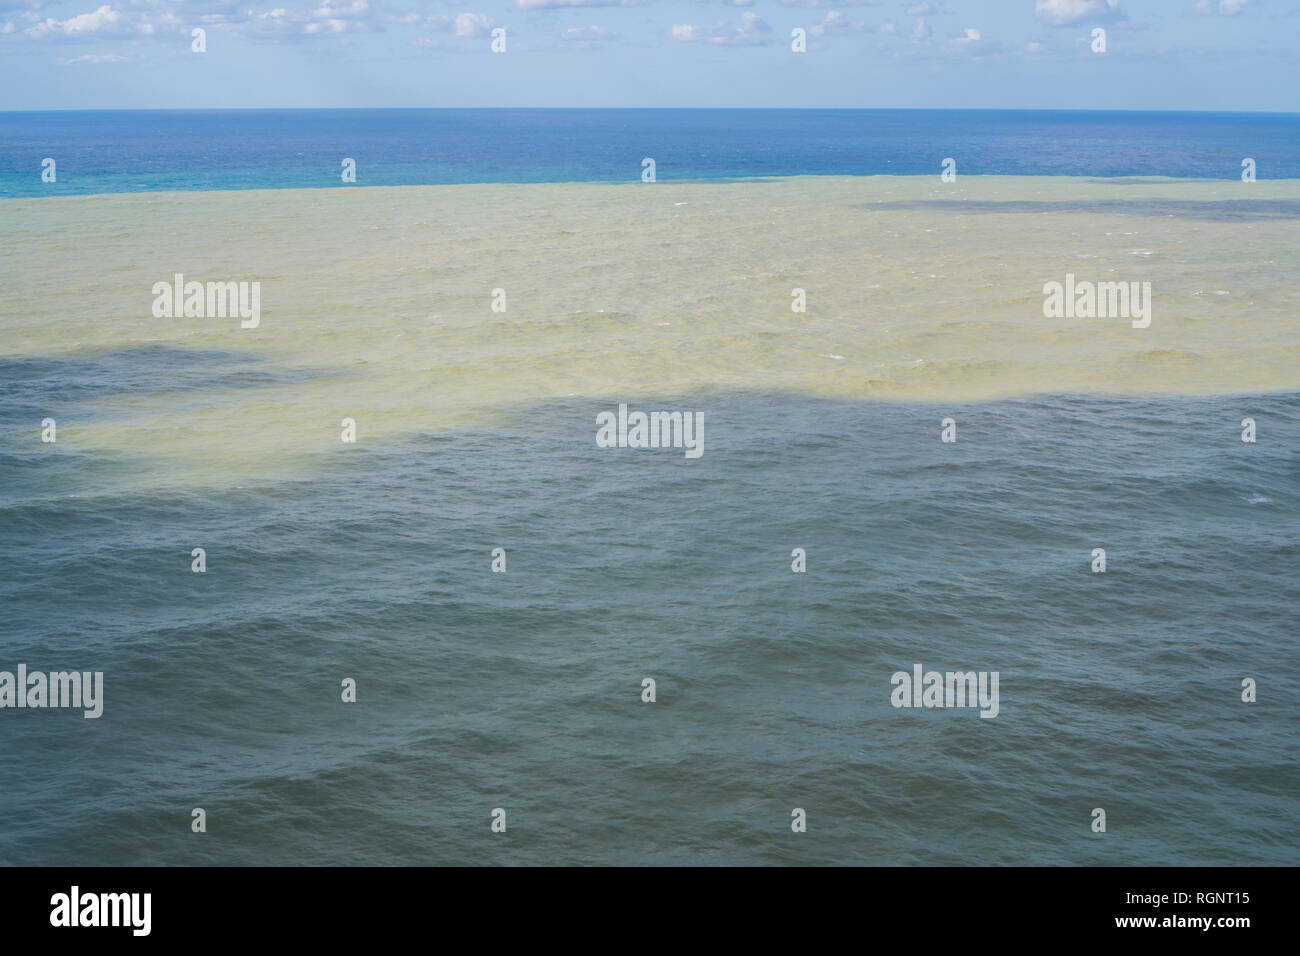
<box><xmin>1</xmin><ymin>380</ymin><xmax>1297</xmax><ymax>865</ymax></box>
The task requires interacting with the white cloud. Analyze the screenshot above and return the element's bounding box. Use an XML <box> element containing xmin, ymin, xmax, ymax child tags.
<box><xmin>57</xmin><ymin>51</ymin><xmax>130</xmax><ymax>64</ymax></box>
<box><xmin>1196</xmin><ymin>0</ymin><xmax>1248</xmax><ymax>14</ymax></box>
<box><xmin>312</xmin><ymin>0</ymin><xmax>367</xmax><ymax>16</ymax></box>
<box><xmin>178</xmin><ymin>2</ymin><xmax>378</xmax><ymax>38</ymax></box>
<box><xmin>299</xmin><ymin>0</ymin><xmax>370</xmax><ymax>33</ymax></box>
<box><xmin>719</xmin><ymin>10</ymin><xmax>769</xmax><ymax>43</ymax></box>
<box><xmin>1034</xmin><ymin>0</ymin><xmax>1124</xmax><ymax>27</ymax></box>
<box><xmin>810</xmin><ymin>10</ymin><xmax>866</xmax><ymax>36</ymax></box>
<box><xmin>955</xmin><ymin>26</ymin><xmax>979</xmax><ymax>43</ymax></box>
<box><xmin>672</xmin><ymin>13</ymin><xmax>770</xmax><ymax>45</ymax></box>
<box><xmin>905</xmin><ymin>2</ymin><xmax>934</xmax><ymax>13</ymax></box>
<box><xmin>455</xmin><ymin>11</ymin><xmax>490</xmax><ymax>36</ymax></box>
<box><xmin>911</xmin><ymin>16</ymin><xmax>930</xmax><ymax>39</ymax></box>
<box><xmin>560</xmin><ymin>25</ymin><xmax>617</xmax><ymax>40</ymax></box>
<box><xmin>515</xmin><ymin>0</ymin><xmax>630</xmax><ymax>9</ymax></box>
<box><xmin>13</xmin><ymin>0</ymin><xmax>410</xmax><ymax>42</ymax></box>
<box><xmin>26</xmin><ymin>4</ymin><xmax>120</xmax><ymax>37</ymax></box>
<box><xmin>779</xmin><ymin>0</ymin><xmax>875</xmax><ymax>8</ymax></box>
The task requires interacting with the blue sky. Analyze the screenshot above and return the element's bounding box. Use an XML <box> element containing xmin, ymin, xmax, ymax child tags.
<box><xmin>1</xmin><ymin>0</ymin><xmax>1297</xmax><ymax>109</ymax></box>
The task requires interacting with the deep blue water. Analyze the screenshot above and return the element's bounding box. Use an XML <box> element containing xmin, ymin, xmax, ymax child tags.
<box><xmin>2</xmin><ymin>108</ymin><xmax>1298</xmax><ymax>197</ymax></box>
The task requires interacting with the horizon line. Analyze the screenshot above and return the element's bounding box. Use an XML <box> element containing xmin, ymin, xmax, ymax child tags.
<box><xmin>4</xmin><ymin>106</ymin><xmax>1299</xmax><ymax>115</ymax></box>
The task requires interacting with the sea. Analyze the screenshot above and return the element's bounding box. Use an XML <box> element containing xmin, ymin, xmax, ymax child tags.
<box><xmin>2</xmin><ymin>108</ymin><xmax>1300</xmax><ymax>195</ymax></box>
<box><xmin>0</xmin><ymin>109</ymin><xmax>1297</xmax><ymax>865</ymax></box>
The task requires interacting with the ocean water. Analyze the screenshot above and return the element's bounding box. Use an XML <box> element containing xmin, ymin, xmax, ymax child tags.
<box><xmin>2</xmin><ymin>108</ymin><xmax>1299</xmax><ymax>196</ymax></box>
<box><xmin>1</xmin><ymin>113</ymin><xmax>1299</xmax><ymax>865</ymax></box>
<box><xmin>1</xmin><ymin>387</ymin><xmax>1297</xmax><ymax>865</ymax></box>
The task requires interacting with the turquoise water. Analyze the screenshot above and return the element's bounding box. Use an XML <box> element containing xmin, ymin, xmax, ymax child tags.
<box><xmin>2</xmin><ymin>356</ymin><xmax>1296</xmax><ymax>864</ymax></box>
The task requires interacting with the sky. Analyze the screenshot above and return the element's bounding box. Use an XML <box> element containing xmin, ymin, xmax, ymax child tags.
<box><xmin>0</xmin><ymin>0</ymin><xmax>1297</xmax><ymax>110</ymax></box>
